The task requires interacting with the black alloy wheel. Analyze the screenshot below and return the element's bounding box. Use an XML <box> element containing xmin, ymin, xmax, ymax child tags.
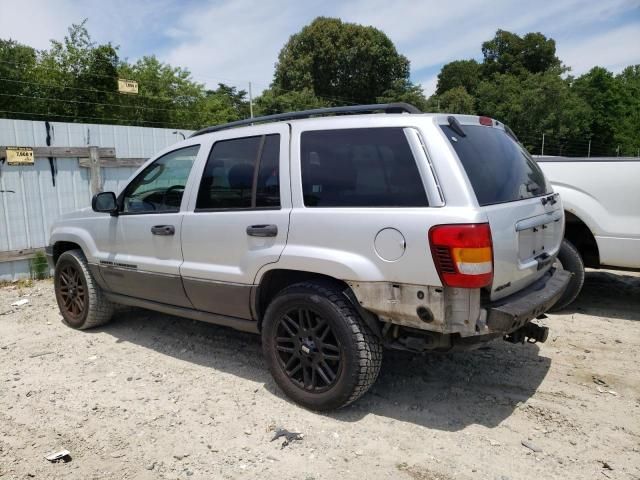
<box><xmin>57</xmin><ymin>263</ymin><xmax>87</xmax><ymax>322</ymax></box>
<box><xmin>274</xmin><ymin>306</ymin><xmax>343</xmax><ymax>392</ymax></box>
<box><xmin>262</xmin><ymin>281</ymin><xmax>383</xmax><ymax>410</ymax></box>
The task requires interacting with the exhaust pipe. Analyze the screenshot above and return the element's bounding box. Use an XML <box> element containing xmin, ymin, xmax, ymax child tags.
<box><xmin>504</xmin><ymin>322</ymin><xmax>549</xmax><ymax>344</ymax></box>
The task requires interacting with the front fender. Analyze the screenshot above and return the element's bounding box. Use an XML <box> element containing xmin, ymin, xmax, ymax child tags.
<box><xmin>49</xmin><ymin>225</ymin><xmax>100</xmax><ymax>263</ymax></box>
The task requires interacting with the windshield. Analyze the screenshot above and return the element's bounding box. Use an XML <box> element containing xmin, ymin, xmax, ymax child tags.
<box><xmin>440</xmin><ymin>124</ymin><xmax>550</xmax><ymax>206</ymax></box>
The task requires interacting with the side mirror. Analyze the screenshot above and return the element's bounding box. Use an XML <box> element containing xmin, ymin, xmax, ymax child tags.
<box><xmin>92</xmin><ymin>192</ymin><xmax>118</xmax><ymax>215</ymax></box>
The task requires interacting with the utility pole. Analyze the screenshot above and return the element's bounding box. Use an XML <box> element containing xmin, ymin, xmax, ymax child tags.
<box><xmin>587</xmin><ymin>139</ymin><xmax>591</xmax><ymax>158</ymax></box>
<box><xmin>248</xmin><ymin>82</ymin><xmax>254</xmax><ymax>119</ymax></box>
<box><xmin>541</xmin><ymin>133</ymin><xmax>545</xmax><ymax>156</ymax></box>
<box><xmin>616</xmin><ymin>145</ymin><xmax>620</xmax><ymax>157</ymax></box>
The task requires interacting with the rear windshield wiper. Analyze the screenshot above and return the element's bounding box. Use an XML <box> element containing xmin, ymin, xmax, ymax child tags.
<box><xmin>447</xmin><ymin>116</ymin><xmax>466</xmax><ymax>137</ymax></box>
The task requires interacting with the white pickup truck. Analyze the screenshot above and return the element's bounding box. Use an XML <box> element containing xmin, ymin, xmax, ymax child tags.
<box><xmin>536</xmin><ymin>157</ymin><xmax>640</xmax><ymax>309</ymax></box>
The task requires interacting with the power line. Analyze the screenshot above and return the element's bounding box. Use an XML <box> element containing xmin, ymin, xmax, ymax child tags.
<box><xmin>0</xmin><ymin>77</ymin><xmax>183</xmax><ymax>103</ymax></box>
<box><xmin>0</xmin><ymin>92</ymin><xmax>201</xmax><ymax>115</ymax></box>
<box><xmin>0</xmin><ymin>109</ymin><xmax>200</xmax><ymax>129</ymax></box>
<box><xmin>0</xmin><ymin>74</ymin><xmax>363</xmax><ymax>109</ymax></box>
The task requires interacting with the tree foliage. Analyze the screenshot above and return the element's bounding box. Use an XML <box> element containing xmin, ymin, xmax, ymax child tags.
<box><xmin>482</xmin><ymin>30</ymin><xmax>562</xmax><ymax>76</ymax></box>
<box><xmin>432</xmin><ymin>29</ymin><xmax>639</xmax><ymax>156</ymax></box>
<box><xmin>261</xmin><ymin>17</ymin><xmax>428</xmax><ymax>110</ymax></box>
<box><xmin>0</xmin><ymin>21</ymin><xmax>248</xmax><ymax>129</ymax></box>
<box><xmin>1</xmin><ymin>20</ymin><xmax>638</xmax><ymax>156</ymax></box>
<box><xmin>271</xmin><ymin>17</ymin><xmax>414</xmax><ymax>105</ymax></box>
<box><xmin>436</xmin><ymin>60</ymin><xmax>482</xmax><ymax>95</ymax></box>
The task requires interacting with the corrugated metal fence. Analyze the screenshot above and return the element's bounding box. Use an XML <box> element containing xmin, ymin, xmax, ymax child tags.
<box><xmin>0</xmin><ymin>118</ymin><xmax>192</xmax><ymax>281</ymax></box>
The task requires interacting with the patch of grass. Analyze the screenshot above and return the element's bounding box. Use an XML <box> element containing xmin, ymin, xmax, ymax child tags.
<box><xmin>0</xmin><ymin>278</ymin><xmax>33</xmax><ymax>289</ymax></box>
<box><xmin>29</xmin><ymin>251</ymin><xmax>49</xmax><ymax>280</ymax></box>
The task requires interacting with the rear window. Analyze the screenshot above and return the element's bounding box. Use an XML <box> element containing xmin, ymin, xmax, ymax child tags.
<box><xmin>196</xmin><ymin>134</ymin><xmax>280</xmax><ymax>210</ymax></box>
<box><xmin>440</xmin><ymin>124</ymin><xmax>550</xmax><ymax>206</ymax></box>
<box><xmin>300</xmin><ymin>128</ymin><xmax>428</xmax><ymax>207</ymax></box>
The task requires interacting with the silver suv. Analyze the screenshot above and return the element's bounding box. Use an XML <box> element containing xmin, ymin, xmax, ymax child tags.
<box><xmin>46</xmin><ymin>103</ymin><xmax>570</xmax><ymax>410</ymax></box>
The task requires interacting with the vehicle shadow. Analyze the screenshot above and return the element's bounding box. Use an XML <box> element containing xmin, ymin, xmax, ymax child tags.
<box><xmin>94</xmin><ymin>308</ymin><xmax>550</xmax><ymax>432</ymax></box>
<box><xmin>554</xmin><ymin>270</ymin><xmax>640</xmax><ymax>321</ymax></box>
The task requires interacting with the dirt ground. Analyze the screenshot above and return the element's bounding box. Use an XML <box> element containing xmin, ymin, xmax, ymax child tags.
<box><xmin>1</xmin><ymin>271</ymin><xmax>639</xmax><ymax>480</ymax></box>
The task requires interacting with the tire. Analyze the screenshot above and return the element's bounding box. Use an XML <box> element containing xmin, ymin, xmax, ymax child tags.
<box><xmin>549</xmin><ymin>239</ymin><xmax>585</xmax><ymax>311</ymax></box>
<box><xmin>54</xmin><ymin>249</ymin><xmax>114</xmax><ymax>329</ymax></box>
<box><xmin>262</xmin><ymin>281</ymin><xmax>382</xmax><ymax>410</ymax></box>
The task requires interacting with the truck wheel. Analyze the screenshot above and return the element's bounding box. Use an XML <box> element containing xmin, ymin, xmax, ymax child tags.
<box><xmin>549</xmin><ymin>239</ymin><xmax>585</xmax><ymax>311</ymax></box>
<box><xmin>54</xmin><ymin>249</ymin><xmax>114</xmax><ymax>329</ymax></box>
<box><xmin>262</xmin><ymin>281</ymin><xmax>382</xmax><ymax>410</ymax></box>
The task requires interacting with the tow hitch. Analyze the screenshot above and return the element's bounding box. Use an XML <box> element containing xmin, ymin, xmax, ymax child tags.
<box><xmin>504</xmin><ymin>321</ymin><xmax>549</xmax><ymax>344</ymax></box>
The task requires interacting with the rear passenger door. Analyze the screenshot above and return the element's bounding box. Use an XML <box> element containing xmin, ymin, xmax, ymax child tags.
<box><xmin>180</xmin><ymin>124</ymin><xmax>290</xmax><ymax>319</ymax></box>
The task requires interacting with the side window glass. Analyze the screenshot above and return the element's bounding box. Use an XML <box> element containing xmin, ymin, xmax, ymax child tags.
<box><xmin>196</xmin><ymin>134</ymin><xmax>280</xmax><ymax>210</ymax></box>
<box><xmin>122</xmin><ymin>145</ymin><xmax>199</xmax><ymax>213</ymax></box>
<box><xmin>256</xmin><ymin>135</ymin><xmax>280</xmax><ymax>207</ymax></box>
<box><xmin>300</xmin><ymin>128</ymin><xmax>428</xmax><ymax>207</ymax></box>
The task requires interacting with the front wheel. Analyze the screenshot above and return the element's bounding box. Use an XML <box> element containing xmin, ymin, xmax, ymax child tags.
<box><xmin>262</xmin><ymin>281</ymin><xmax>382</xmax><ymax>410</ymax></box>
<box><xmin>549</xmin><ymin>239</ymin><xmax>585</xmax><ymax>311</ymax></box>
<box><xmin>54</xmin><ymin>249</ymin><xmax>114</xmax><ymax>329</ymax></box>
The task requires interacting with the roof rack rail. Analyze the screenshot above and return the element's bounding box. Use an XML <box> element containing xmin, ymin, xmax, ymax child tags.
<box><xmin>190</xmin><ymin>102</ymin><xmax>421</xmax><ymax>137</ymax></box>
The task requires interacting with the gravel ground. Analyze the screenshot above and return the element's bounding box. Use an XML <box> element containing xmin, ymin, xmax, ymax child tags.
<box><xmin>1</xmin><ymin>271</ymin><xmax>639</xmax><ymax>480</ymax></box>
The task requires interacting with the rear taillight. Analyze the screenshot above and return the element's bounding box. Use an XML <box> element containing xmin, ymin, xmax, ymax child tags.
<box><xmin>429</xmin><ymin>223</ymin><xmax>493</xmax><ymax>288</ymax></box>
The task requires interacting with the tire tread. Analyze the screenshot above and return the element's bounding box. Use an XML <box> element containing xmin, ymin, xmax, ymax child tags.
<box><xmin>56</xmin><ymin>249</ymin><xmax>114</xmax><ymax>329</ymax></box>
<box><xmin>275</xmin><ymin>281</ymin><xmax>382</xmax><ymax>408</ymax></box>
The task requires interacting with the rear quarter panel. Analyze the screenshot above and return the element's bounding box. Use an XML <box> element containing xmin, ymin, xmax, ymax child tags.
<box><xmin>265</xmin><ymin>116</ymin><xmax>485</xmax><ymax>285</ymax></box>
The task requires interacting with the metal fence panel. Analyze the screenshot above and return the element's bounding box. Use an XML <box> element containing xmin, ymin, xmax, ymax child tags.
<box><xmin>0</xmin><ymin>118</ymin><xmax>192</xmax><ymax>281</ymax></box>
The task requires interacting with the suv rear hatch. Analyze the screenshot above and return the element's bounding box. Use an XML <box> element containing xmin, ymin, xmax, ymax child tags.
<box><xmin>439</xmin><ymin>116</ymin><xmax>563</xmax><ymax>301</ymax></box>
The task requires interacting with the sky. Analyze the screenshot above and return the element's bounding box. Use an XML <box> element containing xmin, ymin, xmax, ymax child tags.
<box><xmin>1</xmin><ymin>0</ymin><xmax>639</xmax><ymax>97</ymax></box>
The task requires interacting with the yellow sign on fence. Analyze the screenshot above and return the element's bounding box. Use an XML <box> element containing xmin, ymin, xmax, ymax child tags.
<box><xmin>118</xmin><ymin>79</ymin><xmax>139</xmax><ymax>94</ymax></box>
<box><xmin>6</xmin><ymin>147</ymin><xmax>34</xmax><ymax>166</ymax></box>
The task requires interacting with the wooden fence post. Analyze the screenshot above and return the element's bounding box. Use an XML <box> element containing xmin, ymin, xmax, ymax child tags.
<box><xmin>88</xmin><ymin>146</ymin><xmax>103</xmax><ymax>195</ymax></box>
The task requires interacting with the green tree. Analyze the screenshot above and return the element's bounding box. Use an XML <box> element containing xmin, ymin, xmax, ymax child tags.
<box><xmin>196</xmin><ymin>83</ymin><xmax>250</xmax><ymax>125</ymax></box>
<box><xmin>426</xmin><ymin>86</ymin><xmax>476</xmax><ymax>114</ymax></box>
<box><xmin>0</xmin><ymin>20</ymin><xmax>251</xmax><ymax>129</ymax></box>
<box><xmin>118</xmin><ymin>55</ymin><xmax>204</xmax><ymax>127</ymax></box>
<box><xmin>476</xmin><ymin>72</ymin><xmax>591</xmax><ymax>154</ymax></box>
<box><xmin>436</xmin><ymin>59</ymin><xmax>482</xmax><ymax>95</ymax></box>
<box><xmin>572</xmin><ymin>67</ymin><xmax>623</xmax><ymax>155</ymax></box>
<box><xmin>37</xmin><ymin>20</ymin><xmax>119</xmax><ymax>122</ymax></box>
<box><xmin>271</xmin><ymin>17</ymin><xmax>419</xmax><ymax>106</ymax></box>
<box><xmin>0</xmin><ymin>39</ymin><xmax>37</xmax><ymax>116</ymax></box>
<box><xmin>614</xmin><ymin>65</ymin><xmax>640</xmax><ymax>155</ymax></box>
<box><xmin>376</xmin><ymin>79</ymin><xmax>429</xmax><ymax>110</ymax></box>
<box><xmin>481</xmin><ymin>30</ymin><xmax>562</xmax><ymax>76</ymax></box>
<box><xmin>255</xmin><ymin>88</ymin><xmax>327</xmax><ymax>115</ymax></box>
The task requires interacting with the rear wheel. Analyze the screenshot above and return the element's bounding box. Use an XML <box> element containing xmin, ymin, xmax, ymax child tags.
<box><xmin>54</xmin><ymin>249</ymin><xmax>114</xmax><ymax>329</ymax></box>
<box><xmin>549</xmin><ymin>239</ymin><xmax>585</xmax><ymax>311</ymax></box>
<box><xmin>262</xmin><ymin>281</ymin><xmax>382</xmax><ymax>410</ymax></box>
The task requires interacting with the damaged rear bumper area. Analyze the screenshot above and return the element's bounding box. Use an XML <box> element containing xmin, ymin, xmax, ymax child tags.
<box><xmin>350</xmin><ymin>267</ymin><xmax>570</xmax><ymax>352</ymax></box>
<box><xmin>485</xmin><ymin>267</ymin><xmax>570</xmax><ymax>335</ymax></box>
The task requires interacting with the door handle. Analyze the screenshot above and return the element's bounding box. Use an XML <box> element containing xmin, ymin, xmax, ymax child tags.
<box><xmin>151</xmin><ymin>225</ymin><xmax>175</xmax><ymax>236</ymax></box>
<box><xmin>246</xmin><ymin>224</ymin><xmax>278</xmax><ymax>237</ymax></box>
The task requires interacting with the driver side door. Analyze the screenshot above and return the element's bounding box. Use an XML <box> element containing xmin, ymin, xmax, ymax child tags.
<box><xmin>97</xmin><ymin>145</ymin><xmax>200</xmax><ymax>307</ymax></box>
